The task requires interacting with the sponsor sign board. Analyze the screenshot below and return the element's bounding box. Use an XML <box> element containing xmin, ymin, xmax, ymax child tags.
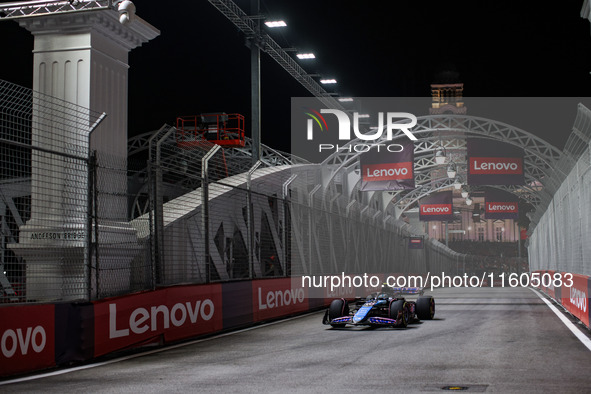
<box><xmin>322</xmin><ymin>274</ymin><xmax>356</xmax><ymax>305</ymax></box>
<box><xmin>467</xmin><ymin>139</ymin><xmax>525</xmax><ymax>185</ymax></box>
<box><xmin>0</xmin><ymin>304</ymin><xmax>55</xmax><ymax>376</ymax></box>
<box><xmin>560</xmin><ymin>273</ymin><xmax>590</xmax><ymax>327</ymax></box>
<box><xmin>542</xmin><ymin>270</ymin><xmax>556</xmax><ymax>299</ymax></box>
<box><xmin>252</xmin><ymin>278</ymin><xmax>309</xmax><ymax>322</ymax></box>
<box><xmin>408</xmin><ymin>236</ymin><xmax>424</xmax><ymax>249</ymax></box>
<box><xmin>359</xmin><ymin>141</ymin><xmax>415</xmax><ymax>191</ymax></box>
<box><xmin>419</xmin><ymin>191</ymin><xmax>454</xmax><ymax>222</ymax></box>
<box><xmin>93</xmin><ymin>284</ymin><xmax>223</xmax><ymax>357</ymax></box>
<box><xmin>484</xmin><ymin>188</ymin><xmax>519</xmax><ymax>220</ymax></box>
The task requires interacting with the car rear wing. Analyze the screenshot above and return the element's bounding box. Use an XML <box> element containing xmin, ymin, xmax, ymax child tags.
<box><xmin>391</xmin><ymin>287</ymin><xmax>425</xmax><ymax>296</ymax></box>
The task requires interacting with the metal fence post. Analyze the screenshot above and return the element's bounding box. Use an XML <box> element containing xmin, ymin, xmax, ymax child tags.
<box><xmin>86</xmin><ymin>150</ymin><xmax>96</xmax><ymax>301</ymax></box>
<box><xmin>147</xmin><ymin>160</ymin><xmax>156</xmax><ymax>290</ymax></box>
<box><xmin>308</xmin><ymin>185</ymin><xmax>321</xmax><ymax>276</ymax></box>
<box><xmin>282</xmin><ymin>174</ymin><xmax>297</xmax><ymax>277</ymax></box>
<box><xmin>247</xmin><ymin>161</ymin><xmax>262</xmax><ymax>279</ymax></box>
<box><xmin>83</xmin><ymin>113</ymin><xmax>106</xmax><ymax>301</ymax></box>
<box><xmin>463</xmin><ymin>254</ymin><xmax>466</xmax><ymax>274</ymax></box>
<box><xmin>202</xmin><ymin>145</ymin><xmax>222</xmax><ymax>283</ymax></box>
<box><xmin>148</xmin><ymin>126</ymin><xmax>176</xmax><ymax>286</ymax></box>
<box><xmin>152</xmin><ymin>160</ymin><xmax>164</xmax><ymax>284</ymax></box>
<box><xmin>93</xmin><ymin>151</ymin><xmax>100</xmax><ymax>298</ymax></box>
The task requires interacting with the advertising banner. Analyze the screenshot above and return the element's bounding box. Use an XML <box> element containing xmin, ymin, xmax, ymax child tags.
<box><xmin>321</xmin><ymin>274</ymin><xmax>356</xmax><ymax>305</ymax></box>
<box><xmin>467</xmin><ymin>139</ymin><xmax>525</xmax><ymax>185</ymax></box>
<box><xmin>560</xmin><ymin>273</ymin><xmax>590</xmax><ymax>328</ymax></box>
<box><xmin>484</xmin><ymin>188</ymin><xmax>519</xmax><ymax>219</ymax></box>
<box><xmin>0</xmin><ymin>304</ymin><xmax>55</xmax><ymax>376</ymax></box>
<box><xmin>163</xmin><ymin>285</ymin><xmax>223</xmax><ymax>342</ymax></box>
<box><xmin>252</xmin><ymin>278</ymin><xmax>309</xmax><ymax>322</ymax></box>
<box><xmin>362</xmin><ymin>273</ymin><xmax>386</xmax><ymax>298</ymax></box>
<box><xmin>93</xmin><ymin>284</ymin><xmax>223</xmax><ymax>357</ymax></box>
<box><xmin>540</xmin><ymin>270</ymin><xmax>556</xmax><ymax>299</ymax></box>
<box><xmin>359</xmin><ymin>141</ymin><xmax>415</xmax><ymax>191</ymax></box>
<box><xmin>408</xmin><ymin>236</ymin><xmax>424</xmax><ymax>249</ymax></box>
<box><xmin>419</xmin><ymin>191</ymin><xmax>454</xmax><ymax>222</ymax></box>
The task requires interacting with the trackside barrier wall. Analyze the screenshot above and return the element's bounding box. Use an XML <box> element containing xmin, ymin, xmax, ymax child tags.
<box><xmin>533</xmin><ymin>270</ymin><xmax>591</xmax><ymax>329</ymax></box>
<box><xmin>0</xmin><ymin>304</ymin><xmax>55</xmax><ymax>376</ymax></box>
<box><xmin>1</xmin><ymin>275</ymin><xmax>384</xmax><ymax>377</ymax></box>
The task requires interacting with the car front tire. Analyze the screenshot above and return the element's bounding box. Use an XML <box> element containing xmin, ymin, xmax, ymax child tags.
<box><xmin>389</xmin><ymin>300</ymin><xmax>408</xmax><ymax>328</ymax></box>
<box><xmin>328</xmin><ymin>299</ymin><xmax>349</xmax><ymax>328</ymax></box>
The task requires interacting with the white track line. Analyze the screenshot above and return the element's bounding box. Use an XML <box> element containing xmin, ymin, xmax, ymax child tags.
<box><xmin>530</xmin><ymin>288</ymin><xmax>591</xmax><ymax>352</ymax></box>
<box><xmin>0</xmin><ymin>310</ymin><xmax>320</xmax><ymax>386</ymax></box>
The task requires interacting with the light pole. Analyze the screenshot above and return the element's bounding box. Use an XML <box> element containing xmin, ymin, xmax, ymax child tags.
<box><xmin>208</xmin><ymin>0</ymin><xmax>345</xmax><ymax>163</ymax></box>
<box><xmin>251</xmin><ymin>0</ymin><xmax>261</xmax><ymax>165</ymax></box>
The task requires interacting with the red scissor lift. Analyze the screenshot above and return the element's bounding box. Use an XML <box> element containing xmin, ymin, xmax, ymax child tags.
<box><xmin>176</xmin><ymin>113</ymin><xmax>245</xmax><ymax>148</ymax></box>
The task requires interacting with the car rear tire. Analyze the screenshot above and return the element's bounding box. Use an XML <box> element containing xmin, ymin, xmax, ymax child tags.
<box><xmin>389</xmin><ymin>300</ymin><xmax>408</xmax><ymax>328</ymax></box>
<box><xmin>328</xmin><ymin>299</ymin><xmax>349</xmax><ymax>327</ymax></box>
<box><xmin>416</xmin><ymin>296</ymin><xmax>435</xmax><ymax>320</ymax></box>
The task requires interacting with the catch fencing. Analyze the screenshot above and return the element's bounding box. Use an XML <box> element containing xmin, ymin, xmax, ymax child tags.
<box><xmin>528</xmin><ymin>104</ymin><xmax>591</xmax><ymax>276</ymax></box>
<box><xmin>0</xmin><ymin>79</ymin><xmax>101</xmax><ymax>303</ymax></box>
<box><xmin>1</xmin><ymin>79</ymin><xmax>486</xmax><ymax>304</ymax></box>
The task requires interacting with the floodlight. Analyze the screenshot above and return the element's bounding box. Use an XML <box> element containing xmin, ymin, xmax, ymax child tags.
<box><xmin>265</xmin><ymin>20</ymin><xmax>287</xmax><ymax>27</ymax></box>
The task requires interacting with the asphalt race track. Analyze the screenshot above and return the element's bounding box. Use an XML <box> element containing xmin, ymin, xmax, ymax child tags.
<box><xmin>3</xmin><ymin>287</ymin><xmax>591</xmax><ymax>393</ymax></box>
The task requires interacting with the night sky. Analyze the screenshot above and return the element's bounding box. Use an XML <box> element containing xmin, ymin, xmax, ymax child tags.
<box><xmin>1</xmin><ymin>1</ymin><xmax>591</xmax><ymax>153</ymax></box>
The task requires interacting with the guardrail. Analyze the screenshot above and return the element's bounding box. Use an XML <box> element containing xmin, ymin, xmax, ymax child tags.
<box><xmin>532</xmin><ymin>270</ymin><xmax>590</xmax><ymax>329</ymax></box>
<box><xmin>0</xmin><ymin>275</ymin><xmax>383</xmax><ymax>377</ymax></box>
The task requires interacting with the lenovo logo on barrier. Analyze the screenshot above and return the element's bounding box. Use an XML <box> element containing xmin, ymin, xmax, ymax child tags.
<box><xmin>109</xmin><ymin>299</ymin><xmax>215</xmax><ymax>339</ymax></box>
<box><xmin>470</xmin><ymin>157</ymin><xmax>523</xmax><ymax>175</ymax></box>
<box><xmin>420</xmin><ymin>204</ymin><xmax>451</xmax><ymax>215</ymax></box>
<box><xmin>570</xmin><ymin>287</ymin><xmax>587</xmax><ymax>313</ymax></box>
<box><xmin>363</xmin><ymin>162</ymin><xmax>412</xmax><ymax>181</ymax></box>
<box><xmin>253</xmin><ymin>279</ymin><xmax>309</xmax><ymax>322</ymax></box>
<box><xmin>486</xmin><ymin>202</ymin><xmax>518</xmax><ymax>212</ymax></box>
<box><xmin>1</xmin><ymin>326</ymin><xmax>46</xmax><ymax>358</ymax></box>
<box><xmin>258</xmin><ymin>287</ymin><xmax>305</xmax><ymax>310</ymax></box>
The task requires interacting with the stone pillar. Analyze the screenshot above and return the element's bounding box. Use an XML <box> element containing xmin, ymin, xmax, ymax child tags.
<box><xmin>9</xmin><ymin>9</ymin><xmax>159</xmax><ymax>301</ymax></box>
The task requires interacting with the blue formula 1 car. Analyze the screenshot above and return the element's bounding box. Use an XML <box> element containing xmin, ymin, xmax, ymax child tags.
<box><xmin>322</xmin><ymin>286</ymin><xmax>435</xmax><ymax>328</ymax></box>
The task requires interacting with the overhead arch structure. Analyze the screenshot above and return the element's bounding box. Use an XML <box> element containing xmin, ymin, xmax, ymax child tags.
<box><xmin>319</xmin><ymin>115</ymin><xmax>569</xmax><ymax>219</ymax></box>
